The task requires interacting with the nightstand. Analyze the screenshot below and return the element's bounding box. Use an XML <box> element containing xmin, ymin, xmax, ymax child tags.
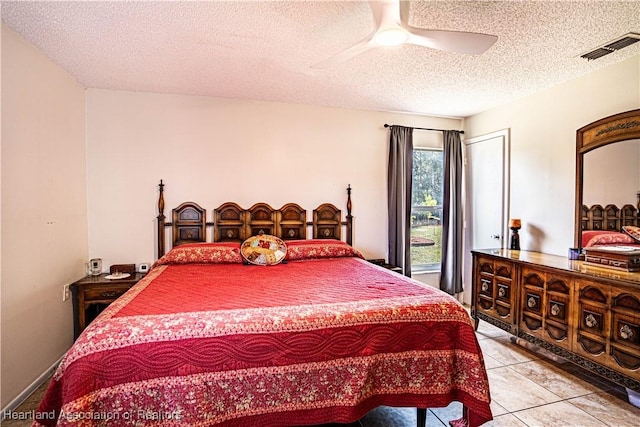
<box><xmin>367</xmin><ymin>258</ymin><xmax>403</xmax><ymax>273</ymax></box>
<box><xmin>71</xmin><ymin>272</ymin><xmax>145</xmax><ymax>340</ymax></box>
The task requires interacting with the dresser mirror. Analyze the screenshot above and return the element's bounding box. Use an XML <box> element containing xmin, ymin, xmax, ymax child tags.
<box><xmin>575</xmin><ymin>109</ymin><xmax>640</xmax><ymax>248</ymax></box>
<box><xmin>583</xmin><ymin>139</ymin><xmax>640</xmax><ymax>206</ymax></box>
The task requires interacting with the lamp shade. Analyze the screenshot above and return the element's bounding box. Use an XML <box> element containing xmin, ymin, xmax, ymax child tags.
<box><xmin>509</xmin><ymin>218</ymin><xmax>522</xmax><ymax>229</ymax></box>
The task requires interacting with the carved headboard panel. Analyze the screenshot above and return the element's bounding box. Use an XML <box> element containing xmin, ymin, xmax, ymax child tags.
<box><xmin>581</xmin><ymin>204</ymin><xmax>639</xmax><ymax>231</ymax></box>
<box><xmin>313</xmin><ymin>203</ymin><xmax>342</xmax><ymax>240</ymax></box>
<box><xmin>156</xmin><ymin>180</ymin><xmax>353</xmax><ymax>257</ymax></box>
<box><xmin>213</xmin><ymin>202</ymin><xmax>244</xmax><ymax>242</ymax></box>
<box><xmin>246</xmin><ymin>203</ymin><xmax>278</xmax><ymax>237</ymax></box>
<box><xmin>212</xmin><ymin>202</ymin><xmax>306</xmax><ymax>242</ymax></box>
<box><xmin>278</xmin><ymin>203</ymin><xmax>307</xmax><ymax>240</ymax></box>
<box><xmin>172</xmin><ymin>202</ymin><xmax>207</xmax><ymax>246</ymax></box>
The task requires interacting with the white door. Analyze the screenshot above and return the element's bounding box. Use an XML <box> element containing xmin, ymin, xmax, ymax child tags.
<box><xmin>461</xmin><ymin>130</ymin><xmax>510</xmax><ymax>305</ymax></box>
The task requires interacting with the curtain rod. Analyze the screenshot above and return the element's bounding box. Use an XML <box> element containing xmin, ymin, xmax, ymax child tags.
<box><xmin>383</xmin><ymin>124</ymin><xmax>464</xmax><ymax>134</ymax></box>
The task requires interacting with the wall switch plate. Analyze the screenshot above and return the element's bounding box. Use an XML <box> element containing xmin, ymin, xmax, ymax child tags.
<box><xmin>62</xmin><ymin>284</ymin><xmax>70</xmax><ymax>302</ymax></box>
<box><xmin>137</xmin><ymin>263</ymin><xmax>151</xmax><ymax>274</ymax></box>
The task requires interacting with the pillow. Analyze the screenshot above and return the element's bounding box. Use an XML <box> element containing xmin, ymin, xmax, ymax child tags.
<box><xmin>622</xmin><ymin>225</ymin><xmax>640</xmax><ymax>243</ymax></box>
<box><xmin>285</xmin><ymin>239</ymin><xmax>364</xmax><ymax>261</ymax></box>
<box><xmin>241</xmin><ymin>234</ymin><xmax>287</xmax><ymax>266</ymax></box>
<box><xmin>582</xmin><ymin>230</ymin><xmax>635</xmax><ymax>247</ymax></box>
<box><xmin>153</xmin><ymin>242</ymin><xmax>242</xmax><ymax>267</ymax></box>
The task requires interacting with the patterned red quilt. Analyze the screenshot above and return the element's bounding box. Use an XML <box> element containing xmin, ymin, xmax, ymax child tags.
<box><xmin>34</xmin><ymin>241</ymin><xmax>492</xmax><ymax>426</ymax></box>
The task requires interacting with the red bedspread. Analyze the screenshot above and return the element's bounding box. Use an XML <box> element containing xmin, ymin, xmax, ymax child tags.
<box><xmin>581</xmin><ymin>230</ymin><xmax>640</xmax><ymax>248</ymax></box>
<box><xmin>35</xmin><ymin>251</ymin><xmax>492</xmax><ymax>426</ymax></box>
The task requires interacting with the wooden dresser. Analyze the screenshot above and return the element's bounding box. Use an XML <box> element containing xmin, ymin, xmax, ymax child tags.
<box><xmin>472</xmin><ymin>249</ymin><xmax>640</xmax><ymax>393</ymax></box>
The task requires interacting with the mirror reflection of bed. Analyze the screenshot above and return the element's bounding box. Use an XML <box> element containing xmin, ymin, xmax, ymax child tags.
<box><xmin>579</xmin><ymin>136</ymin><xmax>640</xmax><ymax>252</ymax></box>
<box><xmin>580</xmin><ymin>204</ymin><xmax>640</xmax><ymax>249</ymax></box>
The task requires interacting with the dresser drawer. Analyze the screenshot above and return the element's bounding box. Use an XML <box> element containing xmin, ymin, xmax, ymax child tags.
<box><xmin>83</xmin><ymin>285</ymin><xmax>132</xmax><ymax>301</ymax></box>
<box><xmin>494</xmin><ymin>261</ymin><xmax>513</xmax><ymax>279</ymax></box>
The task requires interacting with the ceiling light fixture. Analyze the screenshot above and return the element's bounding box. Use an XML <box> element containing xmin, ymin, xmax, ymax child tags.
<box><xmin>373</xmin><ymin>27</ymin><xmax>409</xmax><ymax>47</ymax></box>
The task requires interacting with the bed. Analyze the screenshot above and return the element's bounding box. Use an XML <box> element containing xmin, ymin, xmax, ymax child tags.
<box><xmin>34</xmin><ymin>181</ymin><xmax>492</xmax><ymax>427</ymax></box>
<box><xmin>580</xmin><ymin>204</ymin><xmax>640</xmax><ymax>248</ymax></box>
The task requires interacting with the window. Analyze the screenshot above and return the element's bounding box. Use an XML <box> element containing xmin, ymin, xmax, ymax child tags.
<box><xmin>411</xmin><ymin>148</ymin><xmax>443</xmax><ymax>272</ymax></box>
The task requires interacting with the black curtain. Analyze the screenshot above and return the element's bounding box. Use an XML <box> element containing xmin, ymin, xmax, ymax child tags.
<box><xmin>440</xmin><ymin>130</ymin><xmax>464</xmax><ymax>295</ymax></box>
<box><xmin>387</xmin><ymin>126</ymin><xmax>414</xmax><ymax>276</ymax></box>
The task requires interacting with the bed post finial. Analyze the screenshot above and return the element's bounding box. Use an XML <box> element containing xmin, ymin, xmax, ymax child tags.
<box><xmin>159</xmin><ymin>179</ymin><xmax>165</xmax><ymax>214</ymax></box>
<box><xmin>157</xmin><ymin>180</ymin><xmax>166</xmax><ymax>258</ymax></box>
<box><xmin>346</xmin><ymin>184</ymin><xmax>353</xmax><ymax>246</ymax></box>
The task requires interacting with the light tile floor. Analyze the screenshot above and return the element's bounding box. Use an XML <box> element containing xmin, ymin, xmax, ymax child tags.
<box><xmin>3</xmin><ymin>320</ymin><xmax>639</xmax><ymax>426</ymax></box>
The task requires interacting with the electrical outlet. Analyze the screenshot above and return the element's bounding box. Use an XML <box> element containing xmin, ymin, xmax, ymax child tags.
<box><xmin>62</xmin><ymin>284</ymin><xmax>70</xmax><ymax>302</ymax></box>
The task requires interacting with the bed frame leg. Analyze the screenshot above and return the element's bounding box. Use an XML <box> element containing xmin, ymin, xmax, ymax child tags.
<box><xmin>417</xmin><ymin>408</ymin><xmax>427</xmax><ymax>427</ymax></box>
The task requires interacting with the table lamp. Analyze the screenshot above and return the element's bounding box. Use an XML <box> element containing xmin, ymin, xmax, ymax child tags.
<box><xmin>509</xmin><ymin>219</ymin><xmax>521</xmax><ymax>250</ymax></box>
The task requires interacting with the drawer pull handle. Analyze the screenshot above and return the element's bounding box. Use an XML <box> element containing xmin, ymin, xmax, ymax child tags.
<box><xmin>551</xmin><ymin>304</ymin><xmax>560</xmax><ymax>316</ymax></box>
<box><xmin>498</xmin><ymin>287</ymin><xmax>506</xmax><ymax>298</ymax></box>
<box><xmin>481</xmin><ymin>280</ymin><xmax>490</xmax><ymax>292</ymax></box>
<box><xmin>527</xmin><ymin>296</ymin><xmax>537</xmax><ymax>308</ymax></box>
<box><xmin>620</xmin><ymin>325</ymin><xmax>634</xmax><ymax>340</ymax></box>
<box><xmin>101</xmin><ymin>291</ymin><xmax>119</xmax><ymax>298</ymax></box>
<box><xmin>585</xmin><ymin>313</ymin><xmax>598</xmax><ymax>328</ymax></box>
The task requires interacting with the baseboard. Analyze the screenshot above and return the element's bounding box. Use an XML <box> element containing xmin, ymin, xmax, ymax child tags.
<box><xmin>1</xmin><ymin>356</ymin><xmax>62</xmax><ymax>421</ymax></box>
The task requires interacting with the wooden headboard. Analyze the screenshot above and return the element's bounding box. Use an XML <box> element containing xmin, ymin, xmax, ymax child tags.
<box><xmin>581</xmin><ymin>204</ymin><xmax>639</xmax><ymax>231</ymax></box>
<box><xmin>156</xmin><ymin>180</ymin><xmax>353</xmax><ymax>257</ymax></box>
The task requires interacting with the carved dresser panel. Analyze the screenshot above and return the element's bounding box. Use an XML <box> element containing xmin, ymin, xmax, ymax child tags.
<box><xmin>472</xmin><ymin>249</ymin><xmax>640</xmax><ymax>392</ymax></box>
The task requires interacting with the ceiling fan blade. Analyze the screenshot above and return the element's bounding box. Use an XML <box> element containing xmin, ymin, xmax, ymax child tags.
<box><xmin>398</xmin><ymin>0</ymin><xmax>411</xmax><ymax>26</ymax></box>
<box><xmin>406</xmin><ymin>28</ymin><xmax>498</xmax><ymax>54</ymax></box>
<box><xmin>367</xmin><ymin>0</ymin><xmax>386</xmax><ymax>29</ymax></box>
<box><xmin>312</xmin><ymin>1</ymin><xmax>393</xmax><ymax>69</ymax></box>
<box><xmin>311</xmin><ymin>37</ymin><xmax>375</xmax><ymax>69</ymax></box>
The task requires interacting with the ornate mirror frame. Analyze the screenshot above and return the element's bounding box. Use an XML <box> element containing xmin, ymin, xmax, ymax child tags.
<box><xmin>575</xmin><ymin>109</ymin><xmax>640</xmax><ymax>248</ymax></box>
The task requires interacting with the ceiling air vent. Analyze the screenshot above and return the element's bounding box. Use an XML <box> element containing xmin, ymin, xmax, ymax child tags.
<box><xmin>580</xmin><ymin>33</ymin><xmax>640</xmax><ymax>61</ymax></box>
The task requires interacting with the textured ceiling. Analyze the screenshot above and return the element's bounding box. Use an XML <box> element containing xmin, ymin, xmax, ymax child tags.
<box><xmin>2</xmin><ymin>0</ymin><xmax>640</xmax><ymax>118</ymax></box>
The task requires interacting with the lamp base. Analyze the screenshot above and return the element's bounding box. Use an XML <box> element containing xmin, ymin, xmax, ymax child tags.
<box><xmin>510</xmin><ymin>228</ymin><xmax>520</xmax><ymax>250</ymax></box>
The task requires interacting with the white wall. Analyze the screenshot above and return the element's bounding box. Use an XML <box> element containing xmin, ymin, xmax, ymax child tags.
<box><xmin>85</xmin><ymin>89</ymin><xmax>462</xmax><ymax>267</ymax></box>
<box><xmin>464</xmin><ymin>55</ymin><xmax>640</xmax><ymax>256</ymax></box>
<box><xmin>1</xmin><ymin>25</ymin><xmax>88</xmax><ymax>408</ymax></box>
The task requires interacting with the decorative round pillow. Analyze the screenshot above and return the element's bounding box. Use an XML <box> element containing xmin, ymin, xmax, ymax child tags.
<box><xmin>622</xmin><ymin>225</ymin><xmax>640</xmax><ymax>243</ymax></box>
<box><xmin>241</xmin><ymin>234</ymin><xmax>287</xmax><ymax>266</ymax></box>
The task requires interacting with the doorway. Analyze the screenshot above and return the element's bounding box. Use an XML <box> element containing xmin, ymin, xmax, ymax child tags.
<box><xmin>462</xmin><ymin>129</ymin><xmax>510</xmax><ymax>305</ymax></box>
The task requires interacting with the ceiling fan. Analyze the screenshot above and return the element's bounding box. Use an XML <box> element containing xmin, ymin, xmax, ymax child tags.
<box><xmin>312</xmin><ymin>0</ymin><xmax>498</xmax><ymax>69</ymax></box>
